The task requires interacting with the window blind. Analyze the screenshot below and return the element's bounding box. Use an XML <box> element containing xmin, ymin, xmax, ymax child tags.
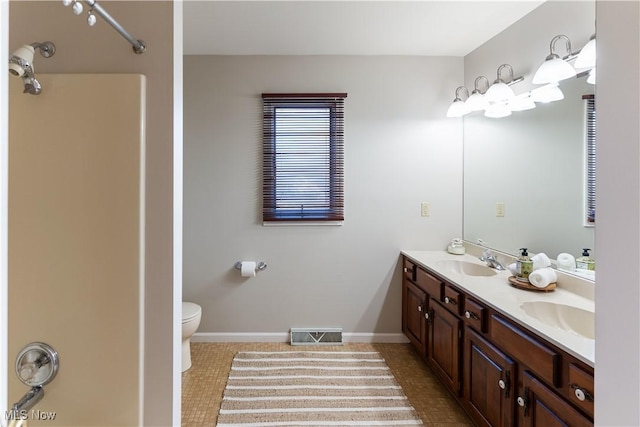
<box><xmin>262</xmin><ymin>93</ymin><xmax>347</xmax><ymax>222</ymax></box>
<box><xmin>584</xmin><ymin>94</ymin><xmax>596</xmax><ymax>224</ymax></box>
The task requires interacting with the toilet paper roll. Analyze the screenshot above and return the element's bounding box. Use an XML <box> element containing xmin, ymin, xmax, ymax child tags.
<box><xmin>240</xmin><ymin>261</ymin><xmax>256</xmax><ymax>277</ymax></box>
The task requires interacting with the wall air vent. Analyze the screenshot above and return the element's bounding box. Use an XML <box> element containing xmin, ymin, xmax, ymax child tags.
<box><xmin>290</xmin><ymin>327</ymin><xmax>343</xmax><ymax>345</ymax></box>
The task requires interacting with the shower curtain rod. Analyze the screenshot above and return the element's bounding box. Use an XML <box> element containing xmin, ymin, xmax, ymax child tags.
<box><xmin>83</xmin><ymin>0</ymin><xmax>146</xmax><ymax>54</ymax></box>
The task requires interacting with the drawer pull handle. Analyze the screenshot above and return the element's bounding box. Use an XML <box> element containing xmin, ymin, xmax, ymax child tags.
<box><xmin>444</xmin><ymin>296</ymin><xmax>457</xmax><ymax>305</ymax></box>
<box><xmin>498</xmin><ymin>379</ymin><xmax>506</xmax><ymax>389</ymax></box>
<box><xmin>403</xmin><ymin>267</ymin><xmax>409</xmax><ymax>273</ymax></box>
<box><xmin>517</xmin><ymin>396</ymin><xmax>526</xmax><ymax>407</ymax></box>
<box><xmin>571</xmin><ymin>384</ymin><xmax>594</xmax><ymax>402</ymax></box>
<box><xmin>464</xmin><ymin>310</ymin><xmax>479</xmax><ymax>320</ymax></box>
<box><xmin>417</xmin><ymin>305</ymin><xmax>423</xmax><ymax>312</ymax></box>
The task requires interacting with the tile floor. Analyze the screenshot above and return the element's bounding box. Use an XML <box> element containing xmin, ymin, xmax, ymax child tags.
<box><xmin>181</xmin><ymin>342</ymin><xmax>473</xmax><ymax>426</ymax></box>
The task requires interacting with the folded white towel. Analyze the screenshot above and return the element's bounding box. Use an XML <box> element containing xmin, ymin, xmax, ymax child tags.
<box><xmin>529</xmin><ymin>267</ymin><xmax>557</xmax><ymax>288</ymax></box>
<box><xmin>531</xmin><ymin>253</ymin><xmax>551</xmax><ymax>270</ymax></box>
<box><xmin>557</xmin><ymin>253</ymin><xmax>577</xmax><ymax>271</ymax></box>
<box><xmin>508</xmin><ymin>263</ymin><xmax>518</xmax><ymax>276</ymax></box>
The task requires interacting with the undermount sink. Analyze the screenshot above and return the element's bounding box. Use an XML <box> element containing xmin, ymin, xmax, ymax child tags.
<box><xmin>520</xmin><ymin>301</ymin><xmax>595</xmax><ymax>340</ymax></box>
<box><xmin>436</xmin><ymin>260</ymin><xmax>498</xmax><ymax>277</ymax></box>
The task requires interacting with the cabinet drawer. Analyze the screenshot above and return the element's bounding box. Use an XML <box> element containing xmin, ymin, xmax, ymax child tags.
<box><xmin>490</xmin><ymin>315</ymin><xmax>561</xmax><ymax>387</ymax></box>
<box><xmin>443</xmin><ymin>284</ymin><xmax>463</xmax><ymax>315</ymax></box>
<box><xmin>463</xmin><ymin>298</ymin><xmax>487</xmax><ymax>333</ymax></box>
<box><xmin>403</xmin><ymin>258</ymin><xmax>416</xmax><ymax>282</ymax></box>
<box><xmin>416</xmin><ymin>268</ymin><xmax>442</xmax><ymax>298</ymax></box>
<box><xmin>567</xmin><ymin>363</ymin><xmax>594</xmax><ymax>417</ymax></box>
<box><xmin>522</xmin><ymin>371</ymin><xmax>593</xmax><ymax>427</ymax></box>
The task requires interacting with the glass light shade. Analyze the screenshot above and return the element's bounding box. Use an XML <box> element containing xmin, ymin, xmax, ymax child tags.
<box><xmin>587</xmin><ymin>68</ymin><xmax>596</xmax><ymax>85</ymax></box>
<box><xmin>510</xmin><ymin>94</ymin><xmax>536</xmax><ymax>112</ymax></box>
<box><xmin>446</xmin><ymin>99</ymin><xmax>470</xmax><ymax>118</ymax></box>
<box><xmin>465</xmin><ymin>92</ymin><xmax>488</xmax><ymax>112</ymax></box>
<box><xmin>484</xmin><ymin>102</ymin><xmax>511</xmax><ymax>118</ymax></box>
<box><xmin>485</xmin><ymin>82</ymin><xmax>515</xmax><ymax>103</ymax></box>
<box><xmin>532</xmin><ymin>56</ymin><xmax>577</xmax><ymax>84</ymax></box>
<box><xmin>575</xmin><ymin>38</ymin><xmax>596</xmax><ymax>69</ymax></box>
<box><xmin>531</xmin><ymin>84</ymin><xmax>564</xmax><ymax>103</ymax></box>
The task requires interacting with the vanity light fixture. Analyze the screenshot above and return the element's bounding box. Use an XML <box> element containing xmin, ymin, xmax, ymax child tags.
<box><xmin>485</xmin><ymin>64</ymin><xmax>523</xmax><ymax>103</ymax></box>
<box><xmin>530</xmin><ymin>83</ymin><xmax>564</xmax><ymax>103</ymax></box>
<box><xmin>465</xmin><ymin>76</ymin><xmax>490</xmax><ymax>112</ymax></box>
<box><xmin>509</xmin><ymin>93</ymin><xmax>536</xmax><ymax>112</ymax></box>
<box><xmin>533</xmin><ymin>35</ymin><xmax>577</xmax><ymax>84</ymax></box>
<box><xmin>484</xmin><ymin>101</ymin><xmax>511</xmax><ymax>118</ymax></box>
<box><xmin>446</xmin><ymin>86</ymin><xmax>470</xmax><ymax>118</ymax></box>
<box><xmin>575</xmin><ymin>35</ymin><xmax>596</xmax><ymax>69</ymax></box>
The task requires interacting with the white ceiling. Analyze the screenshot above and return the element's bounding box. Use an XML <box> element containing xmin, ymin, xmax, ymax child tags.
<box><xmin>183</xmin><ymin>1</ymin><xmax>545</xmax><ymax>56</ymax></box>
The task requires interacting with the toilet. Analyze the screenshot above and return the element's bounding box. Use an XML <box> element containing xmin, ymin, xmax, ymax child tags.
<box><xmin>182</xmin><ymin>302</ymin><xmax>202</xmax><ymax>372</ymax></box>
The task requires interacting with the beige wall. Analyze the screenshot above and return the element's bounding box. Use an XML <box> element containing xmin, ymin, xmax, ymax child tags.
<box><xmin>9</xmin><ymin>74</ymin><xmax>144</xmax><ymax>426</ymax></box>
<box><xmin>183</xmin><ymin>55</ymin><xmax>463</xmax><ymax>338</ymax></box>
<box><xmin>594</xmin><ymin>1</ymin><xmax>640</xmax><ymax>425</ymax></box>
<box><xmin>8</xmin><ymin>2</ymin><xmax>175</xmax><ymax>425</ymax></box>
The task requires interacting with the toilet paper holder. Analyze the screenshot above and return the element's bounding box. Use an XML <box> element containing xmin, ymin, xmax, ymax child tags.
<box><xmin>235</xmin><ymin>261</ymin><xmax>267</xmax><ymax>273</ymax></box>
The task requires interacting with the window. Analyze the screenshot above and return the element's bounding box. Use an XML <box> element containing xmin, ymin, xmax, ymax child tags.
<box><xmin>262</xmin><ymin>93</ymin><xmax>347</xmax><ymax>223</ymax></box>
<box><xmin>584</xmin><ymin>94</ymin><xmax>596</xmax><ymax>225</ymax></box>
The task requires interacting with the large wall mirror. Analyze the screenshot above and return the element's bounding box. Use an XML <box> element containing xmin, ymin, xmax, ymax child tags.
<box><xmin>463</xmin><ymin>74</ymin><xmax>595</xmax><ymax>269</ymax></box>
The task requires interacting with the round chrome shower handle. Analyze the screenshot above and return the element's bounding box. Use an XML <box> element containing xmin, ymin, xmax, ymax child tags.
<box><xmin>15</xmin><ymin>342</ymin><xmax>59</xmax><ymax>387</ymax></box>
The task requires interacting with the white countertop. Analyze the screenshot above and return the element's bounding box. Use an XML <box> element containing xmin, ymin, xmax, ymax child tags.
<box><xmin>401</xmin><ymin>250</ymin><xmax>595</xmax><ymax>367</ymax></box>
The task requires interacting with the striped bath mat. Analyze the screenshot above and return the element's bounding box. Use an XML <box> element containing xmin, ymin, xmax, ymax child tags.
<box><xmin>216</xmin><ymin>351</ymin><xmax>423</xmax><ymax>426</ymax></box>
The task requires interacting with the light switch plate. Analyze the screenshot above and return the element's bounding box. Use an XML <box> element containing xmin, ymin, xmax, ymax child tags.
<box><xmin>496</xmin><ymin>202</ymin><xmax>505</xmax><ymax>217</ymax></box>
<box><xmin>421</xmin><ymin>202</ymin><xmax>430</xmax><ymax>217</ymax></box>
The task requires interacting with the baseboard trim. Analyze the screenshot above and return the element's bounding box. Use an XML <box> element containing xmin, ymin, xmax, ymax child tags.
<box><xmin>192</xmin><ymin>332</ymin><xmax>409</xmax><ymax>344</ymax></box>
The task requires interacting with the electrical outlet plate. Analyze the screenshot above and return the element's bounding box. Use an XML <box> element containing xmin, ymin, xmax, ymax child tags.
<box><xmin>421</xmin><ymin>202</ymin><xmax>430</xmax><ymax>217</ymax></box>
<box><xmin>496</xmin><ymin>202</ymin><xmax>505</xmax><ymax>217</ymax></box>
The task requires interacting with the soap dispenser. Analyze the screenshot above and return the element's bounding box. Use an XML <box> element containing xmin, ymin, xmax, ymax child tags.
<box><xmin>576</xmin><ymin>248</ymin><xmax>595</xmax><ymax>271</ymax></box>
<box><xmin>516</xmin><ymin>248</ymin><xmax>533</xmax><ymax>282</ymax></box>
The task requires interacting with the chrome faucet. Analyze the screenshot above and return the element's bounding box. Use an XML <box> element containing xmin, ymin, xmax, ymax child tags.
<box><xmin>480</xmin><ymin>249</ymin><xmax>506</xmax><ymax>270</ymax></box>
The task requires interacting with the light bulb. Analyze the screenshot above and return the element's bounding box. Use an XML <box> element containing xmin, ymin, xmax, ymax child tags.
<box><xmin>587</xmin><ymin>68</ymin><xmax>596</xmax><ymax>85</ymax></box>
<box><xmin>72</xmin><ymin>1</ymin><xmax>83</xmax><ymax>15</ymax></box>
<box><xmin>87</xmin><ymin>12</ymin><xmax>97</xmax><ymax>26</ymax></box>
<box><xmin>62</xmin><ymin>0</ymin><xmax>73</xmax><ymax>6</ymax></box>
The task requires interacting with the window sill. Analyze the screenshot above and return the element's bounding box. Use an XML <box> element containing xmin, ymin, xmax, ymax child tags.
<box><xmin>262</xmin><ymin>221</ymin><xmax>344</xmax><ymax>227</ymax></box>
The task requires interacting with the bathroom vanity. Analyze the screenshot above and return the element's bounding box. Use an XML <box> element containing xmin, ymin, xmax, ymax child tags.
<box><xmin>401</xmin><ymin>250</ymin><xmax>594</xmax><ymax>427</ymax></box>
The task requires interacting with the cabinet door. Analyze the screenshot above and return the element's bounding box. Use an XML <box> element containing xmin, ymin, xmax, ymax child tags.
<box><xmin>403</xmin><ymin>280</ymin><xmax>427</xmax><ymax>357</ymax></box>
<box><xmin>428</xmin><ymin>299</ymin><xmax>462</xmax><ymax>395</ymax></box>
<box><xmin>518</xmin><ymin>371</ymin><xmax>593</xmax><ymax>427</ymax></box>
<box><xmin>464</xmin><ymin>328</ymin><xmax>516</xmax><ymax>427</ymax></box>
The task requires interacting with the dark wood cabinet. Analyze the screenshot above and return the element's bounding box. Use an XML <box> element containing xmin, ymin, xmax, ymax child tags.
<box><xmin>428</xmin><ymin>299</ymin><xmax>462</xmax><ymax>395</ymax></box>
<box><xmin>464</xmin><ymin>327</ymin><xmax>516</xmax><ymax>427</ymax></box>
<box><xmin>518</xmin><ymin>371</ymin><xmax>593</xmax><ymax>427</ymax></box>
<box><xmin>401</xmin><ymin>255</ymin><xmax>594</xmax><ymax>427</ymax></box>
<box><xmin>403</xmin><ymin>280</ymin><xmax>426</xmax><ymax>357</ymax></box>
